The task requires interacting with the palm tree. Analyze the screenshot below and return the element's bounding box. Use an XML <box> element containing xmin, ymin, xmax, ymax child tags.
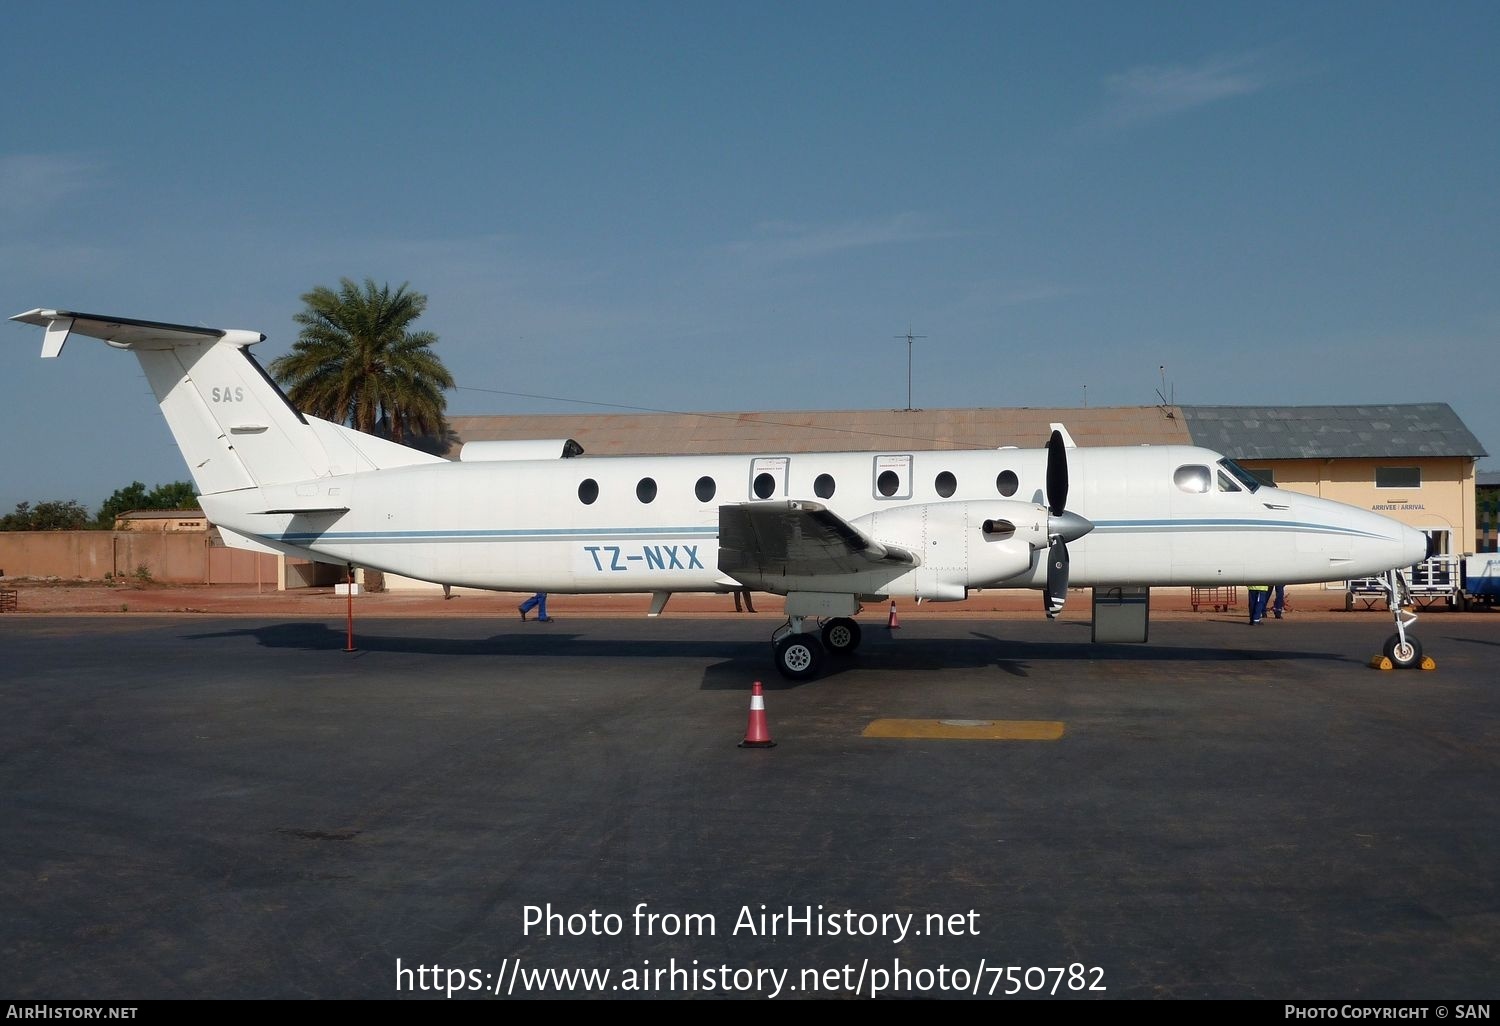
<box><xmin>269</xmin><ymin>278</ymin><xmax>455</xmax><ymax>443</ymax></box>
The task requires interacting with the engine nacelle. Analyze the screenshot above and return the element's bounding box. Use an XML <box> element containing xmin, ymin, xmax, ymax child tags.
<box><xmin>853</xmin><ymin>500</ymin><xmax>1050</xmax><ymax>591</ymax></box>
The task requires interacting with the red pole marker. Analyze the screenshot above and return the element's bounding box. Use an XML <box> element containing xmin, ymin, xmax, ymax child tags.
<box><xmin>887</xmin><ymin>601</ymin><xmax>901</xmax><ymax>630</ymax></box>
<box><xmin>344</xmin><ymin>565</ymin><xmax>356</xmax><ymax>653</ymax></box>
<box><xmin>738</xmin><ymin>680</ymin><xmax>776</xmax><ymax>749</ymax></box>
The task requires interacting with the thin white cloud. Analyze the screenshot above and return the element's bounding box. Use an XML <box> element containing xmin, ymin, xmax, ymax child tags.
<box><xmin>0</xmin><ymin>153</ymin><xmax>100</xmax><ymax>221</ymax></box>
<box><xmin>724</xmin><ymin>213</ymin><xmax>961</xmax><ymax>264</ymax></box>
<box><xmin>1094</xmin><ymin>52</ymin><xmax>1274</xmax><ymax>131</ymax></box>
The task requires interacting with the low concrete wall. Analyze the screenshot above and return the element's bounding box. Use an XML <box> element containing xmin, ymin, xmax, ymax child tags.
<box><xmin>0</xmin><ymin>531</ymin><xmax>281</xmax><ymax>585</ymax></box>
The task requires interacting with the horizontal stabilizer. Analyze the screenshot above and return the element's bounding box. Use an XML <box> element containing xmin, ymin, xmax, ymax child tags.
<box><xmin>13</xmin><ymin>308</ymin><xmax>264</xmax><ymax>357</ymax></box>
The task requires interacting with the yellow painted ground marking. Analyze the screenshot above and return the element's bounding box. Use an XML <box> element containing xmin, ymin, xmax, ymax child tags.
<box><xmin>862</xmin><ymin>718</ymin><xmax>1065</xmax><ymax>741</ymax></box>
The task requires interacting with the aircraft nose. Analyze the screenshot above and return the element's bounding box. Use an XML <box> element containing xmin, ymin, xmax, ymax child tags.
<box><xmin>1400</xmin><ymin>523</ymin><xmax>1427</xmax><ymax>567</ymax></box>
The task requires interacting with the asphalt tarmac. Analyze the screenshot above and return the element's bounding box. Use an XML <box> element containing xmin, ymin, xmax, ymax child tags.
<box><xmin>1</xmin><ymin>612</ymin><xmax>1496</xmax><ymax>1000</ymax></box>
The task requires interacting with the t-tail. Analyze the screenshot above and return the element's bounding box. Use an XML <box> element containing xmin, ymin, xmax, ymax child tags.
<box><xmin>12</xmin><ymin>309</ymin><xmax>442</xmax><ymax>500</ymax></box>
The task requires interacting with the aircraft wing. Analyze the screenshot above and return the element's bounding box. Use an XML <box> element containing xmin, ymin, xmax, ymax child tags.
<box><xmin>718</xmin><ymin>500</ymin><xmax>918</xmax><ymax>578</ymax></box>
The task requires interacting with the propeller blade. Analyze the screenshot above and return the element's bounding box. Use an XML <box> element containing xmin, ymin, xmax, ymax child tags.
<box><xmin>1046</xmin><ymin>429</ymin><xmax>1067</xmax><ymax>517</ymax></box>
<box><xmin>1045</xmin><ymin>536</ymin><xmax>1069</xmax><ymax>618</ymax></box>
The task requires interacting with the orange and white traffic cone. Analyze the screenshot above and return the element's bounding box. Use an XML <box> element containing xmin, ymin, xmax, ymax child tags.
<box><xmin>738</xmin><ymin>680</ymin><xmax>776</xmax><ymax>749</ymax></box>
<box><xmin>887</xmin><ymin>601</ymin><xmax>901</xmax><ymax>630</ymax></box>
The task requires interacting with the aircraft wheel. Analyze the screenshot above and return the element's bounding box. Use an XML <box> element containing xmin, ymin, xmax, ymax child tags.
<box><xmin>774</xmin><ymin>634</ymin><xmax>824</xmax><ymax>681</ymax></box>
<box><xmin>1382</xmin><ymin>633</ymin><xmax>1423</xmax><ymax>669</ymax></box>
<box><xmin>821</xmin><ymin>617</ymin><xmax>862</xmax><ymax>655</ymax></box>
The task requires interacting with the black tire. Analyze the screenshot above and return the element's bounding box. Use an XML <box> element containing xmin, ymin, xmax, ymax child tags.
<box><xmin>1383</xmin><ymin>633</ymin><xmax>1423</xmax><ymax>669</ymax></box>
<box><xmin>774</xmin><ymin>634</ymin><xmax>824</xmax><ymax>681</ymax></box>
<box><xmin>821</xmin><ymin>617</ymin><xmax>862</xmax><ymax>655</ymax></box>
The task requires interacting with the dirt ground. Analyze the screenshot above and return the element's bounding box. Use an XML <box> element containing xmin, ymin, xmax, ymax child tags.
<box><xmin>0</xmin><ymin>577</ymin><xmax>1467</xmax><ymax>622</ymax></box>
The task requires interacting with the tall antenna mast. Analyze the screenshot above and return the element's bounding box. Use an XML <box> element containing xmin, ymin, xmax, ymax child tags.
<box><xmin>894</xmin><ymin>327</ymin><xmax>927</xmax><ymax>411</ymax></box>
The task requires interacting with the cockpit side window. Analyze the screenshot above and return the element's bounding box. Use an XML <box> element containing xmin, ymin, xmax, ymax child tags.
<box><xmin>1217</xmin><ymin>470</ymin><xmax>1242</xmax><ymax>492</ymax></box>
<box><xmin>1174</xmin><ymin>465</ymin><xmax>1212</xmax><ymax>494</ymax></box>
<box><xmin>1218</xmin><ymin>458</ymin><xmax>1264</xmax><ymax>493</ymax></box>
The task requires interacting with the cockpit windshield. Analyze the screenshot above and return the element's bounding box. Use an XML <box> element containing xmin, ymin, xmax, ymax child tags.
<box><xmin>1218</xmin><ymin>458</ymin><xmax>1264</xmax><ymax>493</ymax></box>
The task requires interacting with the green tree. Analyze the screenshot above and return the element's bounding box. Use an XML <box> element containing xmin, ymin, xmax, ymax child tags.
<box><xmin>1</xmin><ymin>500</ymin><xmax>91</xmax><ymax>531</ymax></box>
<box><xmin>96</xmin><ymin>481</ymin><xmax>148</xmax><ymax>526</ymax></box>
<box><xmin>95</xmin><ymin>480</ymin><xmax>199</xmax><ymax>527</ymax></box>
<box><xmin>269</xmin><ymin>278</ymin><xmax>455</xmax><ymax>443</ymax></box>
<box><xmin>145</xmin><ymin>481</ymin><xmax>199</xmax><ymax>510</ymax></box>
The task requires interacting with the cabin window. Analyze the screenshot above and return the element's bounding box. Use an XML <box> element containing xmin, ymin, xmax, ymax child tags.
<box><xmin>695</xmin><ymin>476</ymin><xmax>716</xmax><ymax>502</ymax></box>
<box><xmin>872</xmin><ymin>455</ymin><xmax>912</xmax><ymax>499</ymax></box>
<box><xmin>814</xmin><ymin>474</ymin><xmax>835</xmax><ymax>499</ymax></box>
<box><xmin>1174</xmin><ymin>465</ymin><xmax>1212</xmax><ymax>494</ymax></box>
<box><xmin>749</xmin><ymin>457</ymin><xmax>788</xmax><ymax>499</ymax></box>
<box><xmin>935</xmin><ymin>471</ymin><xmax>957</xmax><ymax>498</ymax></box>
<box><xmin>1376</xmin><ymin>467</ymin><xmax>1421</xmax><ymax>489</ymax></box>
<box><xmin>636</xmin><ymin>477</ymin><xmax>658</xmax><ymax>503</ymax></box>
<box><xmin>996</xmin><ymin>470</ymin><xmax>1018</xmax><ymax>497</ymax></box>
<box><xmin>578</xmin><ymin>479</ymin><xmax>599</xmax><ymax>505</ymax></box>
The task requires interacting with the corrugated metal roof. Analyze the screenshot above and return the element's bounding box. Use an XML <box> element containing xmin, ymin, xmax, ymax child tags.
<box><xmin>1179</xmin><ymin>404</ymin><xmax>1487</xmax><ymax>460</ymax></box>
<box><xmin>447</xmin><ymin>403</ymin><xmax>1486</xmax><ymax>463</ymax></box>
<box><xmin>447</xmin><ymin>406</ymin><xmax>1192</xmax><ymax>457</ymax></box>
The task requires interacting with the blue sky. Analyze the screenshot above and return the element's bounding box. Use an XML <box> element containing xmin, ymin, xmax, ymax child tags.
<box><xmin>3</xmin><ymin>1</ymin><xmax>1495</xmax><ymax>513</ymax></box>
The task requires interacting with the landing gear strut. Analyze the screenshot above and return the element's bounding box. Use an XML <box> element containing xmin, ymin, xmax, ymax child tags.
<box><xmin>1380</xmin><ymin>567</ymin><xmax>1424</xmax><ymax>669</ymax></box>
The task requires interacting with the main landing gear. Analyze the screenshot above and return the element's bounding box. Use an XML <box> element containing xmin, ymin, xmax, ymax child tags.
<box><xmin>771</xmin><ymin>615</ymin><xmax>863</xmax><ymax>680</ymax></box>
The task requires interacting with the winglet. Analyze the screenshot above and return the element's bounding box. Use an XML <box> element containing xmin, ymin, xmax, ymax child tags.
<box><xmin>42</xmin><ymin>315</ymin><xmax>73</xmax><ymax>358</ymax></box>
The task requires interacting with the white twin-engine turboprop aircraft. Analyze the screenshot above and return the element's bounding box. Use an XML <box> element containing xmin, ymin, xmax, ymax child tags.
<box><xmin>14</xmin><ymin>308</ymin><xmax>1431</xmax><ymax>679</ymax></box>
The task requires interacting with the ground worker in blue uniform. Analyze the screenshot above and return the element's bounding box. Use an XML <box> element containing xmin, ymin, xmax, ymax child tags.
<box><xmin>519</xmin><ymin>592</ymin><xmax>551</xmax><ymax>622</ymax></box>
<box><xmin>1248</xmin><ymin>584</ymin><xmax>1271</xmax><ymax>624</ymax></box>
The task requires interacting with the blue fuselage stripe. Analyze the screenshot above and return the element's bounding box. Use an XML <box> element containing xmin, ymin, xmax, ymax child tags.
<box><xmin>273</xmin><ymin>519</ymin><xmax>1384</xmax><ymax>544</ymax></box>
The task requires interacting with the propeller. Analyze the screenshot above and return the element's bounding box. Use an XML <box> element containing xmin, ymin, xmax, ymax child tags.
<box><xmin>1043</xmin><ymin>429</ymin><xmax>1093</xmax><ymax>618</ymax></box>
<box><xmin>1046</xmin><ymin>429</ymin><xmax>1068</xmax><ymax>517</ymax></box>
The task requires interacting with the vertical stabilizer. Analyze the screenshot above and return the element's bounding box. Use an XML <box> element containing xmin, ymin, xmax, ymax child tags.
<box><xmin>12</xmin><ymin>308</ymin><xmax>439</xmax><ymax>496</ymax></box>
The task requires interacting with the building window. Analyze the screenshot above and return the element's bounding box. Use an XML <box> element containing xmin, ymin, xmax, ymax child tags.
<box><xmin>578</xmin><ymin>479</ymin><xmax>599</xmax><ymax>505</ymax></box>
<box><xmin>1376</xmin><ymin>467</ymin><xmax>1421</xmax><ymax>489</ymax></box>
<box><xmin>695</xmin><ymin>476</ymin><xmax>716</xmax><ymax>502</ymax></box>
<box><xmin>1247</xmin><ymin>465</ymin><xmax>1276</xmax><ymax>485</ymax></box>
